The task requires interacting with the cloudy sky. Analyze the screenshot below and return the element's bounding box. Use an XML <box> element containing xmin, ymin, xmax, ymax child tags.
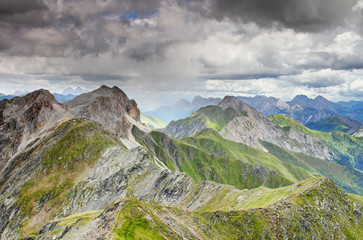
<box><xmin>1</xmin><ymin>0</ymin><xmax>363</xmax><ymax>110</ymax></box>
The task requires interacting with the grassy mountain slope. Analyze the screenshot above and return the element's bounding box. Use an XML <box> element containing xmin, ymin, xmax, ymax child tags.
<box><xmin>163</xmin><ymin>98</ymin><xmax>336</xmax><ymax>162</ymax></box>
<box><xmin>162</xmin><ymin>105</ymin><xmax>247</xmax><ymax>139</ymax></box>
<box><xmin>306</xmin><ymin>114</ymin><xmax>361</xmax><ymax>135</ymax></box>
<box><xmin>183</xmin><ymin>128</ymin><xmax>311</xmax><ymax>182</ymax></box>
<box><xmin>306</xmin><ymin>117</ymin><xmax>351</xmax><ymax>133</ymax></box>
<box><xmin>260</xmin><ymin>141</ymin><xmax>363</xmax><ymax>195</ymax></box>
<box><xmin>134</xmin><ymin>127</ymin><xmax>313</xmax><ymax>190</ymax></box>
<box><xmin>36</xmin><ymin>178</ymin><xmax>363</xmax><ymax>239</ymax></box>
<box><xmin>270</xmin><ymin>114</ymin><xmax>363</xmax><ymax>171</ymax></box>
<box><xmin>141</xmin><ymin>112</ymin><xmax>167</xmax><ymax>129</ymax></box>
<box><xmin>0</xmin><ymin>119</ymin><xmax>120</xmax><ymax>237</ymax></box>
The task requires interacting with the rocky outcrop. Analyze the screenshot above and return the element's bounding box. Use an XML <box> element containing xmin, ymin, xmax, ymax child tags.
<box><xmin>64</xmin><ymin>85</ymin><xmax>148</xmax><ymax>148</ymax></box>
<box><xmin>219</xmin><ymin>96</ymin><xmax>334</xmax><ymax>159</ymax></box>
<box><xmin>354</xmin><ymin>125</ymin><xmax>363</xmax><ymax>137</ymax></box>
<box><xmin>238</xmin><ymin>95</ymin><xmax>291</xmax><ymax>116</ymax></box>
<box><xmin>0</xmin><ymin>89</ymin><xmax>67</xmax><ymax>174</ymax></box>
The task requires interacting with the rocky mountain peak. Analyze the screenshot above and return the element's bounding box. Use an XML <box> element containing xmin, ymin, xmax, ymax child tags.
<box><xmin>0</xmin><ymin>89</ymin><xmax>62</xmax><ymax>132</ymax></box>
<box><xmin>23</xmin><ymin>89</ymin><xmax>57</xmax><ymax>104</ymax></box>
<box><xmin>218</xmin><ymin>96</ymin><xmax>261</xmax><ymax>117</ymax></box>
<box><xmin>65</xmin><ymin>85</ymin><xmax>145</xmax><ymax>147</ymax></box>
<box><xmin>219</xmin><ymin>96</ymin><xmax>243</xmax><ymax>108</ymax></box>
<box><xmin>314</xmin><ymin>95</ymin><xmax>327</xmax><ymax>101</ymax></box>
<box><xmin>0</xmin><ymin>90</ymin><xmax>66</xmax><ymax>173</ymax></box>
<box><xmin>175</xmin><ymin>98</ymin><xmax>189</xmax><ymax>107</ymax></box>
<box><xmin>293</xmin><ymin>94</ymin><xmax>309</xmax><ymax>101</ymax></box>
<box><xmin>192</xmin><ymin>95</ymin><xmax>203</xmax><ymax>102</ymax></box>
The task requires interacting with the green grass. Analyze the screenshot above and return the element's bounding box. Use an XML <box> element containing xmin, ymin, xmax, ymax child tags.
<box><xmin>306</xmin><ymin>117</ymin><xmax>351</xmax><ymax>133</ymax></box>
<box><xmin>55</xmin><ymin>210</ymin><xmax>102</xmax><ymax>226</ymax></box>
<box><xmin>113</xmin><ymin>199</ymin><xmax>168</xmax><ymax>240</ymax></box>
<box><xmin>140</xmin><ymin>112</ymin><xmax>167</xmax><ymax>130</ymax></box>
<box><xmin>133</xmin><ymin>128</ymin><xmax>313</xmax><ymax>191</ymax></box>
<box><xmin>348</xmin><ymin>193</ymin><xmax>363</xmax><ymax>205</ymax></box>
<box><xmin>186</xmin><ymin>128</ymin><xmax>311</xmax><ymax>182</ymax></box>
<box><xmin>260</xmin><ymin>140</ymin><xmax>363</xmax><ymax>195</ymax></box>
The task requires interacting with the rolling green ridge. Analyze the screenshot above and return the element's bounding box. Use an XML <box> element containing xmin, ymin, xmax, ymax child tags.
<box><xmin>183</xmin><ymin>128</ymin><xmax>311</xmax><ymax>182</ymax></box>
<box><xmin>306</xmin><ymin>117</ymin><xmax>351</xmax><ymax>133</ymax></box>
<box><xmin>36</xmin><ymin>178</ymin><xmax>363</xmax><ymax>239</ymax></box>
<box><xmin>269</xmin><ymin>114</ymin><xmax>363</xmax><ymax>171</ymax></box>
<box><xmin>136</xmin><ymin>124</ymin><xmax>363</xmax><ymax>195</ymax></box>
<box><xmin>260</xmin><ymin>140</ymin><xmax>363</xmax><ymax>195</ymax></box>
<box><xmin>134</xmin><ymin>127</ymin><xmax>313</xmax><ymax>190</ymax></box>
<box><xmin>141</xmin><ymin>112</ymin><xmax>167</xmax><ymax>129</ymax></box>
<box><xmin>348</xmin><ymin>193</ymin><xmax>363</xmax><ymax>205</ymax></box>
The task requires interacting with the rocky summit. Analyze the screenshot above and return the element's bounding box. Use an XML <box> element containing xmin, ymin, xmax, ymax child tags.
<box><xmin>0</xmin><ymin>87</ymin><xmax>362</xmax><ymax>240</ymax></box>
<box><xmin>0</xmin><ymin>89</ymin><xmax>68</xmax><ymax>175</ymax></box>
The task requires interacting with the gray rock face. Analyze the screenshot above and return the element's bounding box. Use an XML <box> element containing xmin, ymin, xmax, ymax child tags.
<box><xmin>65</xmin><ymin>85</ymin><xmax>143</xmax><ymax>140</ymax></box>
<box><xmin>354</xmin><ymin>125</ymin><xmax>363</xmax><ymax>137</ymax></box>
<box><xmin>0</xmin><ymin>89</ymin><xmax>67</xmax><ymax>174</ymax></box>
<box><xmin>288</xmin><ymin>95</ymin><xmax>344</xmax><ymax>112</ymax></box>
<box><xmin>238</xmin><ymin>95</ymin><xmax>290</xmax><ymax>116</ymax></box>
<box><xmin>219</xmin><ymin>97</ymin><xmax>334</xmax><ymax>159</ymax></box>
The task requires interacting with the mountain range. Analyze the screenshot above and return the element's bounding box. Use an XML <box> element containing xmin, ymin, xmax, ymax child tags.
<box><xmin>0</xmin><ymin>86</ymin><xmax>362</xmax><ymax>239</ymax></box>
<box><xmin>149</xmin><ymin>94</ymin><xmax>363</xmax><ymax>125</ymax></box>
<box><xmin>0</xmin><ymin>92</ymin><xmax>77</xmax><ymax>103</ymax></box>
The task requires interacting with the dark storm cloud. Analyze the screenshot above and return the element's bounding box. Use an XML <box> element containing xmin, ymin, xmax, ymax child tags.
<box><xmin>0</xmin><ymin>0</ymin><xmax>46</xmax><ymax>15</ymax></box>
<box><xmin>126</xmin><ymin>40</ymin><xmax>176</xmax><ymax>62</ymax></box>
<box><xmin>189</xmin><ymin>0</ymin><xmax>357</xmax><ymax>32</ymax></box>
<box><xmin>0</xmin><ymin>0</ymin><xmax>53</xmax><ymax>27</ymax></box>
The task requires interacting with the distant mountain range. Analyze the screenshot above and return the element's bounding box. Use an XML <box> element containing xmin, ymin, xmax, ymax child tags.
<box><xmin>0</xmin><ymin>92</ymin><xmax>79</xmax><ymax>103</ymax></box>
<box><xmin>62</xmin><ymin>87</ymin><xmax>85</xmax><ymax>95</ymax></box>
<box><xmin>239</xmin><ymin>94</ymin><xmax>363</xmax><ymax>124</ymax></box>
<box><xmin>149</xmin><ymin>94</ymin><xmax>363</xmax><ymax>125</ymax></box>
<box><xmin>146</xmin><ymin>95</ymin><xmax>221</xmax><ymax>123</ymax></box>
